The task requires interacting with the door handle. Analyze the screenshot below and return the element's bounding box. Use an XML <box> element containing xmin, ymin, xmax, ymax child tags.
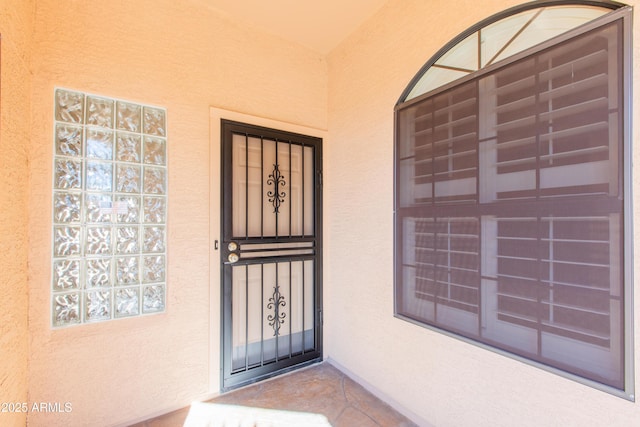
<box><xmin>223</xmin><ymin>241</ymin><xmax>240</xmax><ymax>264</ymax></box>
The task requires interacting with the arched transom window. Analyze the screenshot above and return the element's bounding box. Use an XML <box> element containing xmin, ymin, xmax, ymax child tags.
<box><xmin>401</xmin><ymin>1</ymin><xmax>619</xmax><ymax>101</ymax></box>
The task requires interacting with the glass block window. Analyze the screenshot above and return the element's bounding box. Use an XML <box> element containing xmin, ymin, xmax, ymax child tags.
<box><xmin>52</xmin><ymin>88</ymin><xmax>167</xmax><ymax>327</ymax></box>
<box><xmin>395</xmin><ymin>4</ymin><xmax>633</xmax><ymax>398</ymax></box>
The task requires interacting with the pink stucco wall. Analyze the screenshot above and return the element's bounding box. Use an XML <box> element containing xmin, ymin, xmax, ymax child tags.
<box><xmin>2</xmin><ymin>0</ymin><xmax>639</xmax><ymax>426</ymax></box>
<box><xmin>26</xmin><ymin>1</ymin><xmax>327</xmax><ymax>425</ymax></box>
<box><xmin>326</xmin><ymin>0</ymin><xmax>640</xmax><ymax>426</ymax></box>
<box><xmin>0</xmin><ymin>1</ymin><xmax>34</xmax><ymax>426</ymax></box>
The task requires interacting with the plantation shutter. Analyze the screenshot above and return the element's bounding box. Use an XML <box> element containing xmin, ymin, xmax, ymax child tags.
<box><xmin>396</xmin><ymin>14</ymin><xmax>626</xmax><ymax>390</ymax></box>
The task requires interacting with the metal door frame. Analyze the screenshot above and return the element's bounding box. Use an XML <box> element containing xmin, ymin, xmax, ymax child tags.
<box><xmin>220</xmin><ymin>119</ymin><xmax>323</xmax><ymax>391</ymax></box>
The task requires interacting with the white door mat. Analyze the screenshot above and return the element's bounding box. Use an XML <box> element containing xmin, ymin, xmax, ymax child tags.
<box><xmin>183</xmin><ymin>402</ymin><xmax>332</xmax><ymax>427</ymax></box>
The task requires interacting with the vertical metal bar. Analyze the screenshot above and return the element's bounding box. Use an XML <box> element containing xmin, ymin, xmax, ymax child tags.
<box><xmin>549</xmin><ymin>219</ymin><xmax>555</xmax><ymax>323</ymax></box>
<box><xmin>475</xmin><ymin>93</ymin><xmax>481</xmax><ymax>204</ymax></box>
<box><xmin>273</xmin><ymin>138</ymin><xmax>279</xmax><ymax>238</ymax></box>
<box><xmin>431</xmin><ymin>102</ymin><xmax>436</xmax><ymax>205</ymax></box>
<box><xmin>289</xmin><ymin>261</ymin><xmax>292</xmax><ymax>358</ymax></box>
<box><xmin>221</xmin><ymin>121</ymin><xmax>235</xmax><ymax>245</ymax></box>
<box><xmin>312</xmin><ymin>147</ymin><xmax>317</xmax><ymax>236</ymax></box>
<box><xmin>432</xmin><ymin>218</ymin><xmax>439</xmax><ymax>320</ymax></box>
<box><xmin>536</xmin><ymin>216</ymin><xmax>544</xmax><ymax>356</ymax></box>
<box><xmin>478</xmin><ymin>28</ymin><xmax>482</xmax><ymax>70</ymax></box>
<box><xmin>260</xmin><ymin>137</ymin><xmax>264</xmax><ymax>239</ymax></box>
<box><xmin>312</xmin><ymin>143</ymin><xmax>319</xmax><ymax>353</ymax></box>
<box><xmin>302</xmin><ymin>259</ymin><xmax>305</xmax><ymax>354</ymax></box>
<box><xmin>535</xmin><ymin>54</ymin><xmax>544</xmax><ymax>358</ymax></box>
<box><xmin>244</xmin><ymin>264</ymin><xmax>249</xmax><ymax>371</ymax></box>
<box><xmin>477</xmin><ymin>216</ymin><xmax>483</xmax><ymax>338</ymax></box>
<box><xmin>302</xmin><ymin>144</ymin><xmax>305</xmax><ymax>238</ymax></box>
<box><xmin>222</xmin><ymin>264</ymin><xmax>233</xmax><ymax>387</ymax></box>
<box><xmin>245</xmin><ymin>134</ymin><xmax>249</xmax><ymax>240</ymax></box>
<box><xmin>274</xmin><ymin>261</ymin><xmax>279</xmax><ymax>362</ymax></box>
<box><xmin>260</xmin><ymin>263</ymin><xmax>264</xmax><ymax>366</ymax></box>
<box><xmin>273</xmin><ymin>142</ymin><xmax>280</xmax><ymax>238</ymax></box>
<box><xmin>447</xmin><ymin>220</ymin><xmax>451</xmax><ymax>300</ymax></box>
<box><xmin>475</xmin><ymin>80</ymin><xmax>482</xmax><ymax>338</ymax></box>
<box><xmin>312</xmin><ymin>259</ymin><xmax>318</xmax><ymax>351</ymax></box>
<box><xmin>289</xmin><ymin>141</ymin><xmax>292</xmax><ymax>238</ymax></box>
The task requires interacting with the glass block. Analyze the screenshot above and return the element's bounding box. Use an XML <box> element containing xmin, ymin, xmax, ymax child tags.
<box><xmin>116</xmin><ymin>227</ymin><xmax>139</xmax><ymax>254</ymax></box>
<box><xmin>86</xmin><ymin>128</ymin><xmax>113</xmax><ymax>160</ymax></box>
<box><xmin>52</xmin><ymin>89</ymin><xmax>169</xmax><ymax>326</ymax></box>
<box><xmin>86</xmin><ymin>258</ymin><xmax>112</xmax><ymax>288</ymax></box>
<box><xmin>143</xmin><ymin>137</ymin><xmax>166</xmax><ymax>165</ymax></box>
<box><xmin>143</xmin><ymin>226</ymin><xmax>165</xmax><ymax>253</ymax></box>
<box><xmin>53</xmin><ymin>226</ymin><xmax>81</xmax><ymax>257</ymax></box>
<box><xmin>53</xmin><ymin>259</ymin><xmax>80</xmax><ymax>291</ymax></box>
<box><xmin>116</xmin><ymin>164</ymin><xmax>141</xmax><ymax>193</ymax></box>
<box><xmin>53</xmin><ymin>192</ymin><xmax>81</xmax><ymax>223</ymax></box>
<box><xmin>116</xmin><ymin>256</ymin><xmax>139</xmax><ymax>285</ymax></box>
<box><xmin>116</xmin><ymin>101</ymin><xmax>141</xmax><ymax>132</ymax></box>
<box><xmin>85</xmin><ymin>289</ymin><xmax>111</xmax><ymax>322</ymax></box>
<box><xmin>86</xmin><ymin>161</ymin><xmax>113</xmax><ymax>191</ymax></box>
<box><xmin>143</xmin><ymin>284</ymin><xmax>165</xmax><ymax>313</ymax></box>
<box><xmin>86</xmin><ymin>96</ymin><xmax>114</xmax><ymax>128</ymax></box>
<box><xmin>54</xmin><ymin>159</ymin><xmax>82</xmax><ymax>190</ymax></box>
<box><xmin>53</xmin><ymin>292</ymin><xmax>81</xmax><ymax>327</ymax></box>
<box><xmin>115</xmin><ymin>287</ymin><xmax>140</xmax><ymax>318</ymax></box>
<box><xmin>143</xmin><ymin>196</ymin><xmax>166</xmax><ymax>223</ymax></box>
<box><xmin>143</xmin><ymin>106</ymin><xmax>166</xmax><ymax>136</ymax></box>
<box><xmin>143</xmin><ymin>167</ymin><xmax>166</xmax><ymax>194</ymax></box>
<box><xmin>85</xmin><ymin>194</ymin><xmax>113</xmax><ymax>223</ymax></box>
<box><xmin>55</xmin><ymin>89</ymin><xmax>84</xmax><ymax>124</ymax></box>
<box><xmin>85</xmin><ymin>226</ymin><xmax>112</xmax><ymax>255</ymax></box>
<box><xmin>55</xmin><ymin>123</ymin><xmax>83</xmax><ymax>157</ymax></box>
<box><xmin>116</xmin><ymin>196</ymin><xmax>140</xmax><ymax>223</ymax></box>
<box><xmin>116</xmin><ymin>132</ymin><xmax>141</xmax><ymax>162</ymax></box>
<box><xmin>143</xmin><ymin>255</ymin><xmax>165</xmax><ymax>283</ymax></box>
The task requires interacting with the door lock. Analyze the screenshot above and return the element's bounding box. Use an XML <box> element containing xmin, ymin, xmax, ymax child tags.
<box><xmin>227</xmin><ymin>253</ymin><xmax>239</xmax><ymax>263</ymax></box>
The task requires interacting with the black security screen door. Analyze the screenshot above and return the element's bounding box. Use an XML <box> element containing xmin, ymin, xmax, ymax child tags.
<box><xmin>221</xmin><ymin>120</ymin><xmax>323</xmax><ymax>391</ymax></box>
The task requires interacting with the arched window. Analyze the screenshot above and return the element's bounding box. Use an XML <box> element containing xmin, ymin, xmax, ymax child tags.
<box><xmin>394</xmin><ymin>1</ymin><xmax>632</xmax><ymax>398</ymax></box>
<box><xmin>399</xmin><ymin>1</ymin><xmax>621</xmax><ymax>102</ymax></box>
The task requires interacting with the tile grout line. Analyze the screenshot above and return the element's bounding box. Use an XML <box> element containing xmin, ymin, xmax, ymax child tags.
<box><xmin>339</xmin><ymin>371</ymin><xmax>384</xmax><ymax>427</ymax></box>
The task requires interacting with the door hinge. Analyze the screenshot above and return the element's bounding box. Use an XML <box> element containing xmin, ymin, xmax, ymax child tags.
<box><xmin>317</xmin><ymin>170</ymin><xmax>323</xmax><ymax>188</ymax></box>
<box><xmin>319</xmin><ymin>310</ymin><xmax>323</xmax><ymax>325</ymax></box>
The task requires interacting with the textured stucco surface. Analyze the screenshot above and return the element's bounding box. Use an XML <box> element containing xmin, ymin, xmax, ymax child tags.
<box><xmin>326</xmin><ymin>0</ymin><xmax>640</xmax><ymax>426</ymax></box>
<box><xmin>27</xmin><ymin>0</ymin><xmax>327</xmax><ymax>425</ymax></box>
<box><xmin>5</xmin><ymin>0</ymin><xmax>640</xmax><ymax>426</ymax></box>
<box><xmin>0</xmin><ymin>1</ymin><xmax>34</xmax><ymax>426</ymax></box>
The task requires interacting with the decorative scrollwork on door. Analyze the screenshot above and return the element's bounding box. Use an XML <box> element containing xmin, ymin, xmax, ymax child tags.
<box><xmin>267</xmin><ymin>164</ymin><xmax>286</xmax><ymax>213</ymax></box>
<box><xmin>267</xmin><ymin>285</ymin><xmax>286</xmax><ymax>336</ymax></box>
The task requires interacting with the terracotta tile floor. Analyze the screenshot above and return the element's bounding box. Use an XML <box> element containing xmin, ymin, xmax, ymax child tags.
<box><xmin>132</xmin><ymin>362</ymin><xmax>418</xmax><ymax>426</ymax></box>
